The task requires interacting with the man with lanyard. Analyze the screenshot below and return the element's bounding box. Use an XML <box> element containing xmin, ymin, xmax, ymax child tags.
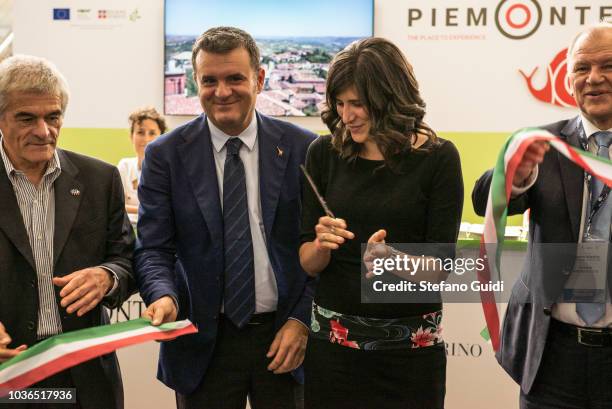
<box><xmin>473</xmin><ymin>22</ymin><xmax>612</xmax><ymax>408</ymax></box>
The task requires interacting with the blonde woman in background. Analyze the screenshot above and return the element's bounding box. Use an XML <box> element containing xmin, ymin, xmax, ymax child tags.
<box><xmin>118</xmin><ymin>107</ymin><xmax>167</xmax><ymax>216</ymax></box>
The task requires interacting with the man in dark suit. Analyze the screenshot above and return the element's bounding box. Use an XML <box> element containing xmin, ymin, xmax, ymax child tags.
<box><xmin>135</xmin><ymin>27</ymin><xmax>316</xmax><ymax>409</ymax></box>
<box><xmin>473</xmin><ymin>24</ymin><xmax>612</xmax><ymax>408</ymax></box>
<box><xmin>0</xmin><ymin>55</ymin><xmax>135</xmax><ymax>408</ymax></box>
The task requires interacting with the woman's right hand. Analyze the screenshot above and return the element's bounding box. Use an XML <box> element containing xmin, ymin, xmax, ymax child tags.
<box><xmin>299</xmin><ymin>217</ymin><xmax>355</xmax><ymax>276</ymax></box>
<box><xmin>314</xmin><ymin>216</ymin><xmax>355</xmax><ymax>251</ymax></box>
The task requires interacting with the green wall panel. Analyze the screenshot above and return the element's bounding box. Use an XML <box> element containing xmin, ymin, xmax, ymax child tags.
<box><xmin>59</xmin><ymin>128</ymin><xmax>134</xmax><ymax>168</ymax></box>
<box><xmin>58</xmin><ymin>128</ymin><xmax>522</xmax><ymax>225</ymax></box>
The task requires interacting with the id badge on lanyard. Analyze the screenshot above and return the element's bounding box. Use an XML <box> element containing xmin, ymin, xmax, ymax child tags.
<box><xmin>562</xmin><ymin>124</ymin><xmax>609</xmax><ymax>303</ymax></box>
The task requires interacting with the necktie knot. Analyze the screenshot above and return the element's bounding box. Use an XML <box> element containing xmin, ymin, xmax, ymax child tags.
<box><xmin>594</xmin><ymin>131</ymin><xmax>612</xmax><ymax>152</ymax></box>
<box><xmin>226</xmin><ymin>138</ymin><xmax>242</xmax><ymax>156</ymax></box>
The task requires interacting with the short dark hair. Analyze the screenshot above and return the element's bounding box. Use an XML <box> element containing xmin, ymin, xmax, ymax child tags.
<box><xmin>191</xmin><ymin>26</ymin><xmax>260</xmax><ymax>74</ymax></box>
<box><xmin>128</xmin><ymin>106</ymin><xmax>167</xmax><ymax>135</ymax></box>
<box><xmin>322</xmin><ymin>37</ymin><xmax>437</xmax><ymax>169</ymax></box>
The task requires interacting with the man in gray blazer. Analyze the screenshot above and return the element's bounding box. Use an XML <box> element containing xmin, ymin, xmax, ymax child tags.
<box><xmin>473</xmin><ymin>23</ymin><xmax>612</xmax><ymax>408</ymax></box>
<box><xmin>0</xmin><ymin>55</ymin><xmax>135</xmax><ymax>409</ymax></box>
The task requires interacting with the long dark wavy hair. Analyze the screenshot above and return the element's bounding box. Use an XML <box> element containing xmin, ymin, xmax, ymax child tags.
<box><xmin>321</xmin><ymin>37</ymin><xmax>437</xmax><ymax>169</ymax></box>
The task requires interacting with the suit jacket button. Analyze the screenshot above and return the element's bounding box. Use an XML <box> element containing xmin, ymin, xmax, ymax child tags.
<box><xmin>562</xmin><ymin>268</ymin><xmax>570</xmax><ymax>275</ymax></box>
<box><xmin>30</xmin><ymin>279</ymin><xmax>36</xmax><ymax>288</ymax></box>
<box><xmin>27</xmin><ymin>321</ymin><xmax>36</xmax><ymax>330</ymax></box>
<box><xmin>543</xmin><ymin>307</ymin><xmax>552</xmax><ymax>316</ymax></box>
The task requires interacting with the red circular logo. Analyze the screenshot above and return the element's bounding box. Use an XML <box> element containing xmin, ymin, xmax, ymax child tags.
<box><xmin>506</xmin><ymin>4</ymin><xmax>531</xmax><ymax>29</ymax></box>
<box><xmin>495</xmin><ymin>0</ymin><xmax>542</xmax><ymax>40</ymax></box>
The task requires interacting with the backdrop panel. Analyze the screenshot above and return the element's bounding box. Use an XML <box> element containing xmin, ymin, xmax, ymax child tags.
<box><xmin>12</xmin><ymin>1</ymin><xmax>605</xmax><ymax>408</ymax></box>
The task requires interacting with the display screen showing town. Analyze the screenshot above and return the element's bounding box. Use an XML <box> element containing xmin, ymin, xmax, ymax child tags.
<box><xmin>164</xmin><ymin>0</ymin><xmax>373</xmax><ymax>116</ymax></box>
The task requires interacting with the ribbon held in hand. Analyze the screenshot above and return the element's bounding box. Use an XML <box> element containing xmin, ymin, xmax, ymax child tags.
<box><xmin>479</xmin><ymin>128</ymin><xmax>612</xmax><ymax>351</ymax></box>
<box><xmin>0</xmin><ymin>318</ymin><xmax>197</xmax><ymax>395</ymax></box>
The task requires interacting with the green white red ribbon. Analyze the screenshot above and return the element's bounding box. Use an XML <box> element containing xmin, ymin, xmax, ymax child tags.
<box><xmin>0</xmin><ymin>318</ymin><xmax>197</xmax><ymax>395</ymax></box>
<box><xmin>479</xmin><ymin>127</ymin><xmax>612</xmax><ymax>351</ymax></box>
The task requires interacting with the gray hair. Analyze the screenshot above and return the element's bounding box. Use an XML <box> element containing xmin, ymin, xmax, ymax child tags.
<box><xmin>0</xmin><ymin>54</ymin><xmax>70</xmax><ymax>115</ymax></box>
<box><xmin>567</xmin><ymin>20</ymin><xmax>612</xmax><ymax>71</ymax></box>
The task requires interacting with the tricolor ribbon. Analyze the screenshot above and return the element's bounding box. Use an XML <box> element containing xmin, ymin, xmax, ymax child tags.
<box><xmin>479</xmin><ymin>128</ymin><xmax>612</xmax><ymax>351</ymax></box>
<box><xmin>0</xmin><ymin>318</ymin><xmax>197</xmax><ymax>395</ymax></box>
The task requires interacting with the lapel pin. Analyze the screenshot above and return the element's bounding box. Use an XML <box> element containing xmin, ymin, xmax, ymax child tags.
<box><xmin>276</xmin><ymin>146</ymin><xmax>283</xmax><ymax>157</ymax></box>
<box><xmin>70</xmin><ymin>189</ymin><xmax>80</xmax><ymax>196</ymax></box>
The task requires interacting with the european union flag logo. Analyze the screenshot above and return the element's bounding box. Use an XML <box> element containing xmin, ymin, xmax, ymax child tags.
<box><xmin>53</xmin><ymin>8</ymin><xmax>70</xmax><ymax>20</ymax></box>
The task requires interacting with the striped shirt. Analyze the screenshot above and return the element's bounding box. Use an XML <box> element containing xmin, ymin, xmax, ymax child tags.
<box><xmin>0</xmin><ymin>138</ymin><xmax>63</xmax><ymax>338</ymax></box>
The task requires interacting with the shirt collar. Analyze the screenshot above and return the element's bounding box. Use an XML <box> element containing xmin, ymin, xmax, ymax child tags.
<box><xmin>0</xmin><ymin>133</ymin><xmax>61</xmax><ymax>179</ymax></box>
<box><xmin>208</xmin><ymin>112</ymin><xmax>258</xmax><ymax>153</ymax></box>
<box><xmin>581</xmin><ymin>115</ymin><xmax>612</xmax><ymax>138</ymax></box>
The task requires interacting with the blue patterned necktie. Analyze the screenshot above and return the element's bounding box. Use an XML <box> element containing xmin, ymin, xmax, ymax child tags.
<box><xmin>577</xmin><ymin>131</ymin><xmax>612</xmax><ymax>326</ymax></box>
<box><xmin>223</xmin><ymin>138</ymin><xmax>255</xmax><ymax>328</ymax></box>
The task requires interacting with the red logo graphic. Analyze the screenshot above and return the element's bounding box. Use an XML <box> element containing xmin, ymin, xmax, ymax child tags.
<box><xmin>519</xmin><ymin>48</ymin><xmax>576</xmax><ymax>108</ymax></box>
<box><xmin>495</xmin><ymin>0</ymin><xmax>542</xmax><ymax>40</ymax></box>
<box><xmin>98</xmin><ymin>10</ymin><xmax>107</xmax><ymax>19</ymax></box>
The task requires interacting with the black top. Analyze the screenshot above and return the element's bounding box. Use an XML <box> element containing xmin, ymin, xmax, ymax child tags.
<box><xmin>300</xmin><ymin>135</ymin><xmax>464</xmax><ymax>318</ymax></box>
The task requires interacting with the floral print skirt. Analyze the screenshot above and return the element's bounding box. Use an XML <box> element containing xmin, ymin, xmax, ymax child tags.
<box><xmin>310</xmin><ymin>302</ymin><xmax>444</xmax><ymax>350</ymax></box>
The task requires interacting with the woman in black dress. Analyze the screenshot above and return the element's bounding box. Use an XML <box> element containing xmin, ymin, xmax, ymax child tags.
<box><xmin>299</xmin><ymin>37</ymin><xmax>463</xmax><ymax>409</ymax></box>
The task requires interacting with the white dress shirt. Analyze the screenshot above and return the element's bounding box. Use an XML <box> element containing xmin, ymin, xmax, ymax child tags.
<box><xmin>208</xmin><ymin>114</ymin><xmax>278</xmax><ymax>313</ymax></box>
<box><xmin>117</xmin><ymin>157</ymin><xmax>140</xmax><ymax>207</ymax></box>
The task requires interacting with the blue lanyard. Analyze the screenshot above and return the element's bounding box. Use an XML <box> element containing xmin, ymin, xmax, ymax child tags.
<box><xmin>580</xmin><ymin>124</ymin><xmax>611</xmax><ymax>235</ymax></box>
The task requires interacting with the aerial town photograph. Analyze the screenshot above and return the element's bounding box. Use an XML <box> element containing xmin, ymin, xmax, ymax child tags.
<box><xmin>164</xmin><ymin>0</ymin><xmax>373</xmax><ymax>116</ymax></box>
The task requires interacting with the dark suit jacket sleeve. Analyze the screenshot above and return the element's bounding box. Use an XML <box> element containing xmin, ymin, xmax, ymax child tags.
<box><xmin>472</xmin><ymin>168</ymin><xmax>531</xmax><ymax>217</ymax></box>
<box><xmin>134</xmin><ymin>143</ymin><xmax>178</xmax><ymax>306</ymax></box>
<box><xmin>100</xmin><ymin>167</ymin><xmax>136</xmax><ymax>309</ymax></box>
<box><xmin>288</xmin><ymin>277</ymin><xmax>315</xmax><ymax>325</ymax></box>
